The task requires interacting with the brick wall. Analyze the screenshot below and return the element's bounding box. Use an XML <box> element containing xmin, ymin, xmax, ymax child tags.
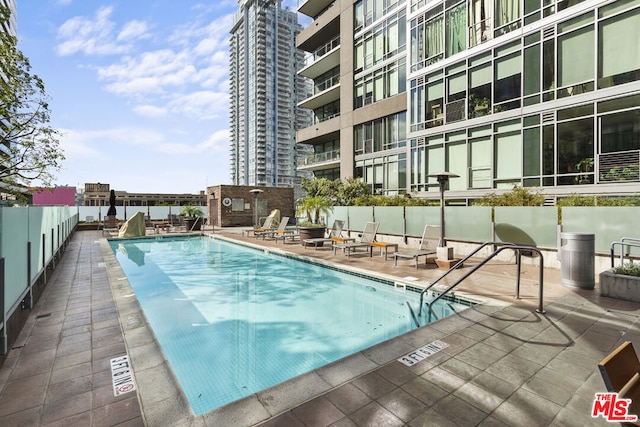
<box><xmin>207</xmin><ymin>185</ymin><xmax>295</xmax><ymax>227</ymax></box>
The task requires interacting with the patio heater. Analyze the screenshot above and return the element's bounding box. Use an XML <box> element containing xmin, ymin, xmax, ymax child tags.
<box><xmin>249</xmin><ymin>188</ymin><xmax>263</xmax><ymax>228</ymax></box>
<box><xmin>427</xmin><ymin>172</ymin><xmax>459</xmax><ymax>261</ymax></box>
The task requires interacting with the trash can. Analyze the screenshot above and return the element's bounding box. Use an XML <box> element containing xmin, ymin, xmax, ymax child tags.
<box><xmin>560</xmin><ymin>232</ymin><xmax>595</xmax><ymax>289</ymax></box>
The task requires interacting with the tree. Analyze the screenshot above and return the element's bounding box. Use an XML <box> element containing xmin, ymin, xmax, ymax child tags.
<box><xmin>335</xmin><ymin>177</ymin><xmax>370</xmax><ymax>205</ymax></box>
<box><xmin>0</xmin><ymin>6</ymin><xmax>63</xmax><ymax>199</ymax></box>
<box><xmin>300</xmin><ymin>176</ymin><xmax>339</xmax><ymax>199</ymax></box>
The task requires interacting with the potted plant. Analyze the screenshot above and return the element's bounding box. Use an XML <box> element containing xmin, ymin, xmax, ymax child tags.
<box><xmin>179</xmin><ymin>205</ymin><xmax>205</xmax><ymax>231</ymax></box>
<box><xmin>468</xmin><ymin>94</ymin><xmax>490</xmax><ymax>118</ymax></box>
<box><xmin>296</xmin><ymin>195</ymin><xmax>334</xmax><ymax>245</ymax></box>
<box><xmin>575</xmin><ymin>157</ymin><xmax>594</xmax><ymax>184</ymax></box>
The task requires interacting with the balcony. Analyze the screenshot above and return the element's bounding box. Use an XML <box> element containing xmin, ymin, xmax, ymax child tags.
<box><xmin>298</xmin><ymin>149</ymin><xmax>341</xmax><ymax>171</ymax></box>
<box><xmin>298</xmin><ymin>0</ymin><xmax>336</xmax><ymax>19</ymax></box>
<box><xmin>298</xmin><ymin>74</ymin><xmax>340</xmax><ymax>110</ymax></box>
<box><xmin>299</xmin><ymin>40</ymin><xmax>340</xmax><ymax>80</ymax></box>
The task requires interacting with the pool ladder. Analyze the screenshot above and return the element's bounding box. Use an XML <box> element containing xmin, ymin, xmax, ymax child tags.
<box><xmin>408</xmin><ymin>242</ymin><xmax>545</xmax><ymax>327</ymax></box>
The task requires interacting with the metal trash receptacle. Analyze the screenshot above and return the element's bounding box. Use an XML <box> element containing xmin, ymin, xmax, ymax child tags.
<box><xmin>560</xmin><ymin>232</ymin><xmax>595</xmax><ymax>289</ymax></box>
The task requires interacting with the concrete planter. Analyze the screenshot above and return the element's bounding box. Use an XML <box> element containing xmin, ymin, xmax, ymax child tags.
<box><xmin>599</xmin><ymin>270</ymin><xmax>640</xmax><ymax>302</ymax></box>
<box><xmin>183</xmin><ymin>217</ymin><xmax>203</xmax><ymax>231</ymax></box>
<box><xmin>297</xmin><ymin>226</ymin><xmax>326</xmax><ymax>246</ymax></box>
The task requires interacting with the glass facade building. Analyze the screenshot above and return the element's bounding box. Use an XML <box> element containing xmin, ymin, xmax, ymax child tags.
<box><xmin>297</xmin><ymin>0</ymin><xmax>640</xmax><ymax>200</ymax></box>
<box><xmin>230</xmin><ymin>0</ymin><xmax>312</xmax><ymax>188</ymax></box>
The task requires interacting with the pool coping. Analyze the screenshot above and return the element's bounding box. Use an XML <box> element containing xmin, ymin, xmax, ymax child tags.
<box><xmin>99</xmin><ymin>235</ymin><xmax>511</xmax><ymax>427</ymax></box>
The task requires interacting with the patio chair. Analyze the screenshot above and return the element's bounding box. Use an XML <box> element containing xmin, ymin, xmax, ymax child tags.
<box><xmin>101</xmin><ymin>216</ymin><xmax>120</xmax><ymax>237</ymax></box>
<box><xmin>257</xmin><ymin>216</ymin><xmax>290</xmax><ymax>240</ymax></box>
<box><xmin>144</xmin><ymin>215</ymin><xmax>156</xmax><ymax>234</ymax></box>
<box><xmin>303</xmin><ymin>220</ymin><xmax>349</xmax><ymax>249</ymax></box>
<box><xmin>243</xmin><ymin>209</ymin><xmax>279</xmax><ymax>237</ymax></box>
<box><xmin>598</xmin><ymin>341</ymin><xmax>640</xmax><ymax>421</ymax></box>
<box><xmin>393</xmin><ymin>225</ymin><xmax>440</xmax><ymax>268</ymax></box>
<box><xmin>332</xmin><ymin>222</ymin><xmax>379</xmax><ymax>257</ymax></box>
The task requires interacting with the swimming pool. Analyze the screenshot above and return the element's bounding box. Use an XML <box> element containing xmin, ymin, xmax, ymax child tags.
<box><xmin>110</xmin><ymin>236</ymin><xmax>470</xmax><ymax>415</ymax></box>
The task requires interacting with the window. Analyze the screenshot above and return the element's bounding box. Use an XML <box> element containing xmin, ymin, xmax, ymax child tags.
<box><xmin>523</xmin><ymin>43</ymin><xmax>541</xmax><ymax>98</ymax></box>
<box><xmin>523</xmin><ymin>127</ymin><xmax>541</xmax><ymax>177</ymax></box>
<box><xmin>601</xmin><ymin>110</ymin><xmax>640</xmax><ymax>154</ymax></box>
<box><xmin>494</xmin><ymin>52</ymin><xmax>521</xmax><ymax>110</ymax></box>
<box><xmin>558</xmin><ymin>22</ymin><xmax>594</xmax><ymax>95</ymax></box>
<box><xmin>469</xmin><ymin>63</ymin><xmax>492</xmax><ymax>118</ymax></box>
<box><xmin>494</xmin><ymin>0</ymin><xmax>521</xmax><ymax>35</ymax></box>
<box><xmin>557</xmin><ymin>118</ymin><xmax>594</xmax><ymax>184</ymax></box>
<box><xmin>494</xmin><ymin>131</ymin><xmax>521</xmax><ymax>181</ymax></box>
<box><xmin>469</xmin><ymin>0</ymin><xmax>491</xmax><ymax>46</ymax></box>
<box><xmin>446</xmin><ymin>2</ymin><xmax>467</xmax><ymax>57</ymax></box>
<box><xmin>598</xmin><ymin>7</ymin><xmax>640</xmax><ymax>88</ymax></box>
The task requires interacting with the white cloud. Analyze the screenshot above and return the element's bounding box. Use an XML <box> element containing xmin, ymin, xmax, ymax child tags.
<box><xmin>60</xmin><ymin>126</ymin><xmax>227</xmax><ymax>157</ymax></box>
<box><xmin>117</xmin><ymin>20</ymin><xmax>150</xmax><ymax>42</ymax></box>
<box><xmin>58</xmin><ymin>128</ymin><xmax>102</xmax><ymax>159</ymax></box>
<box><xmin>98</xmin><ymin>49</ymin><xmax>200</xmax><ymax>96</ymax></box>
<box><xmin>167</xmin><ymin>91</ymin><xmax>228</xmax><ymax>121</ymax></box>
<box><xmin>197</xmin><ymin>129</ymin><xmax>230</xmax><ymax>154</ymax></box>
<box><xmin>133</xmin><ymin>105</ymin><xmax>168</xmax><ymax>118</ymax></box>
<box><xmin>56</xmin><ymin>6</ymin><xmax>150</xmax><ymax>56</ymax></box>
<box><xmin>57</xmin><ymin>7</ymin><xmax>234</xmax><ymax>122</ymax></box>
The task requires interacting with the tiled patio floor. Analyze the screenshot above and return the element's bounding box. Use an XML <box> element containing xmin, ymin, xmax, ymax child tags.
<box><xmin>0</xmin><ymin>229</ymin><xmax>638</xmax><ymax>426</ymax></box>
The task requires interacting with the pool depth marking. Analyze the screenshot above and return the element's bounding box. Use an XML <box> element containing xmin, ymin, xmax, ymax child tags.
<box><xmin>398</xmin><ymin>340</ymin><xmax>449</xmax><ymax>366</ymax></box>
<box><xmin>110</xmin><ymin>355</ymin><xmax>136</xmax><ymax>396</ymax></box>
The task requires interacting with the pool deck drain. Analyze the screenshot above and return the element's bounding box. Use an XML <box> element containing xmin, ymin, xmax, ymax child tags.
<box><xmin>0</xmin><ymin>229</ymin><xmax>638</xmax><ymax>426</ymax></box>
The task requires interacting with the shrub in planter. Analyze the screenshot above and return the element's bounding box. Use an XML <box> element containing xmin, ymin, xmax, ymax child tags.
<box><xmin>600</xmin><ymin>263</ymin><xmax>640</xmax><ymax>302</ymax></box>
<box><xmin>613</xmin><ymin>263</ymin><xmax>640</xmax><ymax>277</ymax></box>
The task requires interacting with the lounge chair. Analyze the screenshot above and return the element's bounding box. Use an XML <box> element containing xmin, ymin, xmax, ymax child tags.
<box><xmin>274</xmin><ymin>218</ymin><xmax>301</xmax><ymax>244</ymax></box>
<box><xmin>303</xmin><ymin>220</ymin><xmax>349</xmax><ymax>249</ymax></box>
<box><xmin>101</xmin><ymin>216</ymin><xmax>120</xmax><ymax>237</ymax></box>
<box><xmin>243</xmin><ymin>210</ymin><xmax>279</xmax><ymax>237</ymax></box>
<box><xmin>332</xmin><ymin>222</ymin><xmax>379</xmax><ymax>257</ymax></box>
<box><xmin>393</xmin><ymin>225</ymin><xmax>439</xmax><ymax>268</ymax></box>
<box><xmin>257</xmin><ymin>216</ymin><xmax>290</xmax><ymax>240</ymax></box>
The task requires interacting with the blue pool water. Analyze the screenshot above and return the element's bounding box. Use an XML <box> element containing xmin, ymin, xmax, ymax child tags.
<box><xmin>110</xmin><ymin>236</ymin><xmax>470</xmax><ymax>415</ymax></box>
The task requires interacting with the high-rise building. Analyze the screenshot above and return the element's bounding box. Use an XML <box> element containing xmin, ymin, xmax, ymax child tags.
<box><xmin>0</xmin><ymin>0</ymin><xmax>16</xmax><ymax>37</ymax></box>
<box><xmin>297</xmin><ymin>0</ymin><xmax>640</xmax><ymax>202</ymax></box>
<box><xmin>0</xmin><ymin>0</ymin><xmax>18</xmax><ymax>202</ymax></box>
<box><xmin>296</xmin><ymin>0</ymin><xmax>408</xmax><ymax>194</ymax></box>
<box><xmin>230</xmin><ymin>0</ymin><xmax>312</xmax><ymax>188</ymax></box>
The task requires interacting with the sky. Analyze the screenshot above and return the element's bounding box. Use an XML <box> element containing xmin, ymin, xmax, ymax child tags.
<box><xmin>17</xmin><ymin>0</ymin><xmax>300</xmax><ymax>194</ymax></box>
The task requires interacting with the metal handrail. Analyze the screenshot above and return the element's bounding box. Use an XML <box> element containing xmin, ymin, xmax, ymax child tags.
<box><xmin>610</xmin><ymin>238</ymin><xmax>640</xmax><ymax>267</ymax></box>
<box><xmin>417</xmin><ymin>241</ymin><xmax>516</xmax><ymax>316</ymax></box>
<box><xmin>424</xmin><ymin>245</ymin><xmax>545</xmax><ymax>322</ymax></box>
<box><xmin>406</xmin><ymin>301</ymin><xmax>420</xmax><ymax>328</ymax></box>
<box><xmin>189</xmin><ymin>216</ymin><xmax>202</xmax><ymax>232</ymax></box>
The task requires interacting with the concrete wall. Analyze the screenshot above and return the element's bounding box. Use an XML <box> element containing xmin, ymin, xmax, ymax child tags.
<box><xmin>207</xmin><ymin>185</ymin><xmax>295</xmax><ymax>227</ymax></box>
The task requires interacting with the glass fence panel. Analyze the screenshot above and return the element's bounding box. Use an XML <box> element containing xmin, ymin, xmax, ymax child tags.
<box><xmin>446</xmin><ymin>206</ymin><xmax>492</xmax><ymax>242</ymax></box>
<box><xmin>2</xmin><ymin>208</ymin><xmax>29</xmax><ymax>315</ymax></box>
<box><xmin>346</xmin><ymin>206</ymin><xmax>374</xmax><ymax>231</ymax></box>
<box><xmin>78</xmin><ymin>206</ymin><xmax>101</xmax><ymax>222</ymax></box>
<box><xmin>562</xmin><ymin>207</ymin><xmax>640</xmax><ymax>255</ymax></box>
<box><xmin>113</xmin><ymin>207</ymin><xmax>126</xmax><ymax>220</ymax></box>
<box><xmin>405</xmin><ymin>207</ymin><xmax>441</xmax><ymax>236</ymax></box>
<box><xmin>149</xmin><ymin>206</ymin><xmax>171</xmax><ymax>221</ymax></box>
<box><xmin>374</xmin><ymin>207</ymin><xmax>405</xmax><ymax>235</ymax></box>
<box><xmin>494</xmin><ymin>207</ymin><xmax>558</xmax><ymax>248</ymax></box>
<box><xmin>327</xmin><ymin>206</ymin><xmax>349</xmax><ymax>230</ymax></box>
<box><xmin>30</xmin><ymin>207</ymin><xmax>49</xmax><ymax>276</ymax></box>
<box><xmin>126</xmin><ymin>207</ymin><xmax>148</xmax><ymax>220</ymax></box>
<box><xmin>42</xmin><ymin>207</ymin><xmax>58</xmax><ymax>264</ymax></box>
